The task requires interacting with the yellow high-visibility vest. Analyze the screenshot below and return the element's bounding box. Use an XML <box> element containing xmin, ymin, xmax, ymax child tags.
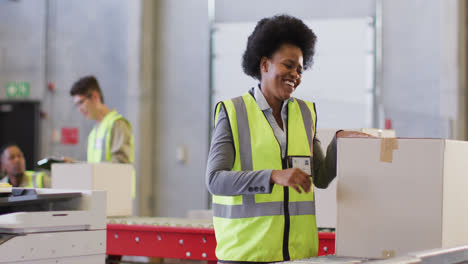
<box><xmin>87</xmin><ymin>110</ymin><xmax>134</xmax><ymax>163</ymax></box>
<box><xmin>22</xmin><ymin>171</ymin><xmax>46</xmax><ymax>188</ymax></box>
<box><xmin>212</xmin><ymin>92</ymin><xmax>318</xmax><ymax>262</ymax></box>
<box><xmin>87</xmin><ymin>110</ymin><xmax>135</xmax><ymax>197</ymax></box>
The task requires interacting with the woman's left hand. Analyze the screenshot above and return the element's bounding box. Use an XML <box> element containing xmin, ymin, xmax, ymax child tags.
<box><xmin>336</xmin><ymin>130</ymin><xmax>375</xmax><ymax>138</ymax></box>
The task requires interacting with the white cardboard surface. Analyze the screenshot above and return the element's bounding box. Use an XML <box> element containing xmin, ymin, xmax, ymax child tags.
<box><xmin>314</xmin><ymin>129</ymin><xmax>396</xmax><ymax>228</ymax></box>
<box><xmin>441</xmin><ymin>140</ymin><xmax>468</xmax><ymax>248</ymax></box>
<box><xmin>336</xmin><ymin>138</ymin><xmax>445</xmax><ymax>258</ymax></box>
<box><xmin>336</xmin><ymin>138</ymin><xmax>468</xmax><ymax>258</ymax></box>
<box><xmin>52</xmin><ymin>163</ymin><xmax>133</xmax><ymax>217</ymax></box>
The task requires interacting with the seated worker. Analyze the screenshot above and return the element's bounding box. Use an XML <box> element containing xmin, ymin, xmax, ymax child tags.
<box><xmin>0</xmin><ymin>144</ymin><xmax>50</xmax><ymax>188</ymax></box>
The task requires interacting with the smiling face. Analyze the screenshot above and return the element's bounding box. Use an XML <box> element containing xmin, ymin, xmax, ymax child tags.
<box><xmin>260</xmin><ymin>43</ymin><xmax>304</xmax><ymax>104</ymax></box>
<box><xmin>1</xmin><ymin>145</ymin><xmax>25</xmax><ymax>177</ymax></box>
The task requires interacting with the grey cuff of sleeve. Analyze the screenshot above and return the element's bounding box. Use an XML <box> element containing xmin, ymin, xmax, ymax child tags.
<box><xmin>237</xmin><ymin>169</ymin><xmax>274</xmax><ymax>195</ymax></box>
<box><xmin>264</xmin><ymin>169</ymin><xmax>274</xmax><ymax>193</ymax></box>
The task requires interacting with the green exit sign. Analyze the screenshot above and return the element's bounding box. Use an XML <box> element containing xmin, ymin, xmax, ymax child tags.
<box><xmin>6</xmin><ymin>82</ymin><xmax>30</xmax><ymax>98</ymax></box>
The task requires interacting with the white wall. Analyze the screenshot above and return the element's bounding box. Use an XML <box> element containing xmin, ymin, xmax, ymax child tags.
<box><xmin>0</xmin><ymin>0</ymin><xmax>46</xmax><ymax>100</ymax></box>
<box><xmin>151</xmin><ymin>0</ymin><xmax>211</xmax><ymax>216</ymax></box>
<box><xmin>214</xmin><ymin>0</ymin><xmax>465</xmax><ymax>139</ymax></box>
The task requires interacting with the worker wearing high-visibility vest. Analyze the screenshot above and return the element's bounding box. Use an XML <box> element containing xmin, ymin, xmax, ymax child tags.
<box><xmin>0</xmin><ymin>144</ymin><xmax>50</xmax><ymax>188</ymax></box>
<box><xmin>206</xmin><ymin>15</ymin><xmax>371</xmax><ymax>263</ymax></box>
<box><xmin>69</xmin><ymin>76</ymin><xmax>134</xmax><ymax>195</ymax></box>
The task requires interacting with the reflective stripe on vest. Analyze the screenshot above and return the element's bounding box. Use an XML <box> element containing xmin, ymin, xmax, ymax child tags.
<box><xmin>212</xmin><ymin>92</ymin><xmax>318</xmax><ymax>262</ymax></box>
<box><xmin>23</xmin><ymin>171</ymin><xmax>44</xmax><ymax>188</ymax></box>
<box><xmin>212</xmin><ymin>199</ymin><xmax>316</xmax><ymax>218</ymax></box>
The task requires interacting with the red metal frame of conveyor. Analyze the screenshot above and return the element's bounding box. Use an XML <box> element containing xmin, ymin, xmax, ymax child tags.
<box><xmin>107</xmin><ymin>224</ymin><xmax>217</xmax><ymax>261</ymax></box>
<box><xmin>107</xmin><ymin>224</ymin><xmax>335</xmax><ymax>261</ymax></box>
<box><xmin>317</xmin><ymin>231</ymin><xmax>335</xmax><ymax>256</ymax></box>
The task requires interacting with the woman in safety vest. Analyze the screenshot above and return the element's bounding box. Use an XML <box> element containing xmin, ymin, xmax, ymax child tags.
<box><xmin>206</xmin><ymin>14</ymin><xmax>369</xmax><ymax>263</ymax></box>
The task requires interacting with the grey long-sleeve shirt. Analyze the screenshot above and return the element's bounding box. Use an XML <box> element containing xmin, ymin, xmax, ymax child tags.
<box><xmin>206</xmin><ymin>87</ymin><xmax>338</xmax><ymax>196</ymax></box>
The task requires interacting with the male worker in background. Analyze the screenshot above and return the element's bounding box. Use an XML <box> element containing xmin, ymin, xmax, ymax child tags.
<box><xmin>70</xmin><ymin>76</ymin><xmax>134</xmax><ymax>264</ymax></box>
<box><xmin>0</xmin><ymin>144</ymin><xmax>50</xmax><ymax>188</ymax></box>
<box><xmin>69</xmin><ymin>75</ymin><xmax>134</xmax><ymax>164</ymax></box>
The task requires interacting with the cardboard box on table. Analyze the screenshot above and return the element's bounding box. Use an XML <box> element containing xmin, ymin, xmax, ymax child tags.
<box><xmin>314</xmin><ymin>128</ymin><xmax>396</xmax><ymax>229</ymax></box>
<box><xmin>52</xmin><ymin>163</ymin><xmax>133</xmax><ymax>217</ymax></box>
<box><xmin>336</xmin><ymin>138</ymin><xmax>468</xmax><ymax>258</ymax></box>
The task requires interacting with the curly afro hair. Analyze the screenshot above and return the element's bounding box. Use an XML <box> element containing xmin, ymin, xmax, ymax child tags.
<box><xmin>242</xmin><ymin>14</ymin><xmax>317</xmax><ymax>80</ymax></box>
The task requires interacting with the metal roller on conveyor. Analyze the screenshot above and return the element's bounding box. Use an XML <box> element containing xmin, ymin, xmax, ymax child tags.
<box><xmin>107</xmin><ymin>217</ymin><xmax>214</xmax><ymax>228</ymax></box>
<box><xmin>106</xmin><ymin>217</ymin><xmax>218</xmax><ymax>263</ymax></box>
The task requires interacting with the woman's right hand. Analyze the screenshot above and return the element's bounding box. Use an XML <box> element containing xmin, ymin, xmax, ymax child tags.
<box><xmin>270</xmin><ymin>168</ymin><xmax>312</xmax><ymax>194</ymax></box>
<box><xmin>61</xmin><ymin>157</ymin><xmax>75</xmax><ymax>163</ymax></box>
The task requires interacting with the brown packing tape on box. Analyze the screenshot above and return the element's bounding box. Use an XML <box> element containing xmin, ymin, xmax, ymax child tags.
<box><xmin>380</xmin><ymin>138</ymin><xmax>398</xmax><ymax>163</ymax></box>
<box><xmin>382</xmin><ymin>250</ymin><xmax>395</xmax><ymax>258</ymax></box>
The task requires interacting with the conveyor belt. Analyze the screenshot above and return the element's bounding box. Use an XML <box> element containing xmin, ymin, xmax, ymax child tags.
<box><xmin>281</xmin><ymin>245</ymin><xmax>468</xmax><ymax>264</ymax></box>
<box><xmin>107</xmin><ymin>218</ymin><xmax>468</xmax><ymax>264</ymax></box>
<box><xmin>106</xmin><ymin>217</ymin><xmax>336</xmax><ymax>263</ymax></box>
<box><xmin>107</xmin><ymin>217</ymin><xmax>213</xmax><ymax>228</ymax></box>
<box><xmin>107</xmin><ymin>217</ymin><xmax>217</xmax><ymax>263</ymax></box>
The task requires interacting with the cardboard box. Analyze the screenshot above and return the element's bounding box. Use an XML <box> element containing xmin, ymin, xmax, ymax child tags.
<box><xmin>336</xmin><ymin>138</ymin><xmax>468</xmax><ymax>258</ymax></box>
<box><xmin>314</xmin><ymin>129</ymin><xmax>395</xmax><ymax>228</ymax></box>
<box><xmin>52</xmin><ymin>163</ymin><xmax>133</xmax><ymax>217</ymax></box>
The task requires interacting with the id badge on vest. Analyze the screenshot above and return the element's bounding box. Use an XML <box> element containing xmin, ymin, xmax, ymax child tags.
<box><xmin>288</xmin><ymin>156</ymin><xmax>312</xmax><ymax>176</ymax></box>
